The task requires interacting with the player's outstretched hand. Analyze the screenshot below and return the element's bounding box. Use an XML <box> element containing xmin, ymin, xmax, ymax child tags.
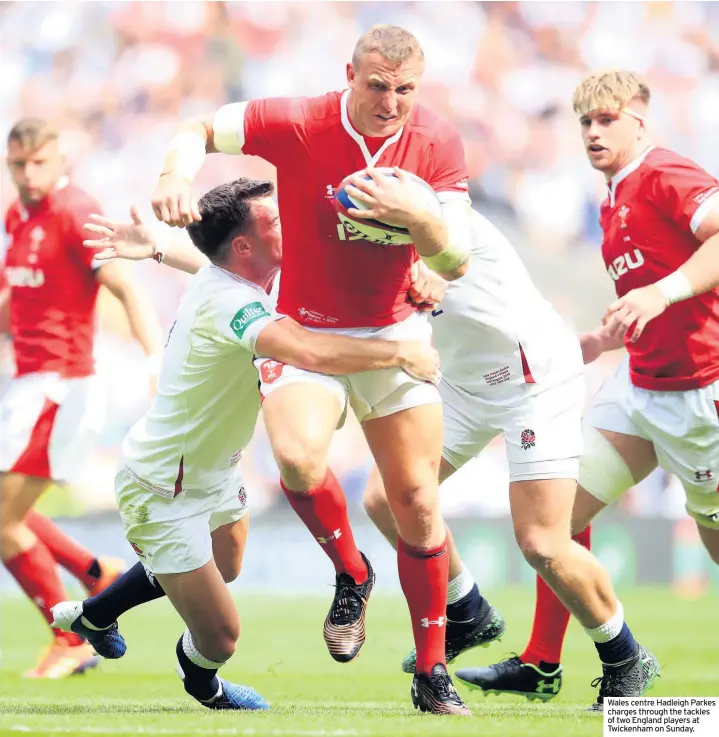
<box><xmin>579</xmin><ymin>327</ymin><xmax>624</xmax><ymax>364</ymax></box>
<box><xmin>408</xmin><ymin>260</ymin><xmax>447</xmax><ymax>311</ymax></box>
<box><xmin>345</xmin><ymin>167</ymin><xmax>423</xmax><ymax>228</ymax></box>
<box><xmin>398</xmin><ymin>341</ymin><xmax>441</xmax><ymax>385</ymax></box>
<box><xmin>83</xmin><ymin>206</ymin><xmax>157</xmax><ymax>262</ymax></box>
<box><xmin>151</xmin><ymin>173</ymin><xmax>201</xmax><ymax>228</ymax></box>
<box><xmin>602</xmin><ymin>285</ymin><xmax>668</xmax><ymax>343</ymax></box>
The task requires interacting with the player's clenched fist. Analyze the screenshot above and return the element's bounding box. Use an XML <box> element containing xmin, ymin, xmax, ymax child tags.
<box><xmin>151</xmin><ymin>173</ymin><xmax>202</xmax><ymax>228</ymax></box>
<box><xmin>398</xmin><ymin>342</ymin><xmax>441</xmax><ymax>385</ymax></box>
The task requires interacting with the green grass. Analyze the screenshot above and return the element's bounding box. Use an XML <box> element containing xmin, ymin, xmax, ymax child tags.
<box><xmin>1</xmin><ymin>587</ymin><xmax>717</xmax><ymax>737</ymax></box>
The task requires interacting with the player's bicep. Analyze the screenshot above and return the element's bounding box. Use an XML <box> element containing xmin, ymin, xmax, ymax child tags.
<box><xmin>652</xmin><ymin>163</ymin><xmax>719</xmax><ymax>241</ymax></box>
<box><xmin>218</xmin><ymin>97</ymin><xmax>302</xmax><ymax>163</ymax></box>
<box><xmin>212</xmin><ymin>102</ymin><xmax>249</xmax><ymax>154</ymax></box>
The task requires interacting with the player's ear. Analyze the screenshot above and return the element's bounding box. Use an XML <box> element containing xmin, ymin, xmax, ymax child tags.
<box><xmin>230</xmin><ymin>234</ymin><xmax>251</xmax><ymax>257</ymax></box>
<box><xmin>346</xmin><ymin>62</ymin><xmax>355</xmax><ymax>86</ymax></box>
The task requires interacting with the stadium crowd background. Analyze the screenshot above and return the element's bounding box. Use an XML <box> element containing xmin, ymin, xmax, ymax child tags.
<box><xmin>2</xmin><ymin>0</ymin><xmax>719</xmax><ymax>527</ymax></box>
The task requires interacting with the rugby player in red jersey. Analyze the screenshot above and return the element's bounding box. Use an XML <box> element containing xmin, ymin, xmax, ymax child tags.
<box><xmin>1</xmin><ymin>118</ymin><xmax>163</xmax><ymax>678</ymax></box>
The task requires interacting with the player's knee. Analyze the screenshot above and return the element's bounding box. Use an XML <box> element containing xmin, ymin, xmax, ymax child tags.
<box><xmin>273</xmin><ymin>440</ymin><xmax>328</xmax><ymax>491</ymax></box>
<box><xmin>362</xmin><ymin>483</ymin><xmax>389</xmax><ymax>523</ymax></box>
<box><xmin>0</xmin><ymin>523</ymin><xmax>22</xmax><ymax>558</ymax></box>
<box><xmin>195</xmin><ymin>624</ymin><xmax>239</xmax><ymax>663</ymax></box>
<box><xmin>216</xmin><ymin>554</ymin><xmax>243</xmax><ymax>584</ymax></box>
<box><xmin>515</xmin><ymin>527</ymin><xmax>564</xmax><ymax>573</ymax></box>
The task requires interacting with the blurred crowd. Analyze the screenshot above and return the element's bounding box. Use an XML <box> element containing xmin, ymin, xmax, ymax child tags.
<box><xmin>2</xmin><ymin>1</ymin><xmax>717</xmax><ymax>519</ymax></box>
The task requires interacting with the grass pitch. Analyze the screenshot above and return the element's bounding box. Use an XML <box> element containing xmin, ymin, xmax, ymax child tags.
<box><xmin>1</xmin><ymin>587</ymin><xmax>717</xmax><ymax>737</ymax></box>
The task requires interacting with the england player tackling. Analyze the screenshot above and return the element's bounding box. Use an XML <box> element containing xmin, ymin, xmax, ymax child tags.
<box><xmin>51</xmin><ymin>178</ymin><xmax>439</xmax><ymax>711</ymax></box>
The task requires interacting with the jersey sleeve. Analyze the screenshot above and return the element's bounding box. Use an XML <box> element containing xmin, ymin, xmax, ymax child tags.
<box><xmin>650</xmin><ymin>158</ymin><xmax>719</xmax><ymax>236</ymax></box>
<box><xmin>241</xmin><ymin>97</ymin><xmax>306</xmax><ymax>166</ymax></box>
<box><xmin>213</xmin><ymin>285</ymin><xmax>284</xmax><ymax>353</ymax></box>
<box><xmin>427</xmin><ymin>126</ymin><xmax>471</xmax><ymax>202</ymax></box>
<box><xmin>63</xmin><ymin>195</ymin><xmax>104</xmax><ymax>271</ymax></box>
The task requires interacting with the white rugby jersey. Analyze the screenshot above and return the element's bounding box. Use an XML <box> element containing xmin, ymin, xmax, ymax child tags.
<box><xmin>121</xmin><ymin>265</ymin><xmax>282</xmax><ymax>497</ymax></box>
<box><xmin>431</xmin><ymin>210</ymin><xmax>583</xmax><ymax>395</ymax></box>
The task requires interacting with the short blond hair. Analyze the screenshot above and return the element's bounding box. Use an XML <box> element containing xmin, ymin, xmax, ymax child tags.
<box><xmin>572</xmin><ymin>70</ymin><xmax>651</xmax><ymax>116</ymax></box>
<box><xmin>352</xmin><ymin>24</ymin><xmax>424</xmax><ymax>68</ymax></box>
<box><xmin>7</xmin><ymin>118</ymin><xmax>59</xmax><ymax>151</ymax></box>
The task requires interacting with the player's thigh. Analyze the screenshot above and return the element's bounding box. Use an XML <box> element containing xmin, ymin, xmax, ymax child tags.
<box><xmin>155</xmin><ymin>561</ymin><xmax>239</xmax><ymax>661</ymax></box>
<box><xmin>258</xmin><ymin>362</ymin><xmax>346</xmax><ymax>485</ymax></box>
<box><xmin>362</xmin><ymin>402</ymin><xmax>444</xmax><ymax>545</ymax></box>
<box><xmin>509</xmin><ymin>477</ymin><xmax>577</xmax><ymax>562</ymax></box>
<box><xmin>210</xmin><ymin>484</ymin><xmax>250</xmax><ymax>584</ymax></box>
<box><xmin>0</xmin><ymin>373</ymin><xmax>58</xmax><ymax>483</ymax></box>
<box><xmin>639</xmin><ymin>379</ymin><xmax>719</xmax><ymax>530</ymax></box>
<box><xmin>115</xmin><ymin>471</ymin><xmax>216</xmax><ymax>577</ymax></box>
<box><xmin>47</xmin><ymin>376</ymin><xmax>105</xmax><ymax>483</ymax></box>
<box><xmin>581</xmin><ymin>359</ymin><xmax>657</xmax><ymax>506</ymax></box>
<box><xmin>0</xmin><ymin>471</ymin><xmax>52</xmax><ymax>526</ymax></box>
<box><xmin>501</xmin><ymin>377</ymin><xmax>583</xmax><ymax>553</ymax></box>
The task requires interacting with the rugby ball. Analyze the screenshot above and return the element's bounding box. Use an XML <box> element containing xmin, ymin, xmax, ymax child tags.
<box><xmin>334</xmin><ymin>167</ymin><xmax>441</xmax><ymax>246</ymax></box>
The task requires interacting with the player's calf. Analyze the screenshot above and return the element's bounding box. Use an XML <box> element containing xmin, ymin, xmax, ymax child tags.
<box><xmin>176</xmin><ymin>630</ymin><xmax>269</xmax><ymax>711</ymax></box>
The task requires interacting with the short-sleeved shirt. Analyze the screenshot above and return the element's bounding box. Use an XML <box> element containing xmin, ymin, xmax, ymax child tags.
<box><xmin>121</xmin><ymin>266</ymin><xmax>282</xmax><ymax>496</ymax></box>
<box><xmin>600</xmin><ymin>147</ymin><xmax>719</xmax><ymax>391</ymax></box>
<box><xmin>234</xmin><ymin>90</ymin><xmax>469</xmax><ymax>328</ymax></box>
<box><xmin>3</xmin><ymin>179</ymin><xmax>102</xmax><ymax>378</ymax></box>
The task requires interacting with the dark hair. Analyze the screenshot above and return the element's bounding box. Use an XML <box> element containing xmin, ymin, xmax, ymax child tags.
<box><xmin>187</xmin><ymin>178</ymin><xmax>275</xmax><ymax>264</ymax></box>
<box><xmin>8</xmin><ymin>118</ymin><xmax>59</xmax><ymax>150</ymax></box>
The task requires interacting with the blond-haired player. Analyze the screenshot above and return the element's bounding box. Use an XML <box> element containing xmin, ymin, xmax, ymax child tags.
<box><xmin>459</xmin><ymin>69</ymin><xmax>719</xmax><ymax>709</ymax></box>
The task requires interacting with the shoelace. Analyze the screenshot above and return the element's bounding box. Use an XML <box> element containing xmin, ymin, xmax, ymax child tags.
<box><xmin>430</xmin><ymin>670</ymin><xmax>462</xmax><ymax>702</ymax></box>
<box><xmin>490</xmin><ymin>655</ymin><xmax>524</xmax><ymax>676</ymax></box>
<box><xmin>330</xmin><ymin>576</ymin><xmax>365</xmax><ymax>625</ymax></box>
<box><xmin>591</xmin><ymin>661</ymin><xmax>638</xmax><ymax>702</ymax></box>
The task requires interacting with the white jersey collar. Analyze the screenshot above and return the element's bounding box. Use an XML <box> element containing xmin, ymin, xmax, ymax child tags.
<box><xmin>608</xmin><ymin>146</ymin><xmax>654</xmax><ymax>206</ymax></box>
<box><xmin>211</xmin><ymin>265</ymin><xmax>268</xmax><ymax>294</ymax></box>
<box><xmin>340</xmin><ymin>89</ymin><xmax>404</xmax><ymax>168</ymax></box>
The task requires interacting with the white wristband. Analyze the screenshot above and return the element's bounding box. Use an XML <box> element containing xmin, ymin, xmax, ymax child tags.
<box><xmin>655</xmin><ymin>270</ymin><xmax>694</xmax><ymax>305</ymax></box>
<box><xmin>166</xmin><ymin>131</ymin><xmax>206</xmax><ymax>182</ymax></box>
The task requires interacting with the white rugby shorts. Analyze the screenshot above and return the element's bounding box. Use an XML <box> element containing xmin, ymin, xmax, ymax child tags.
<box><xmin>0</xmin><ymin>372</ymin><xmax>105</xmax><ymax>483</ymax></box>
<box><xmin>254</xmin><ymin>312</ymin><xmax>440</xmax><ymax>424</ymax></box>
<box><xmin>441</xmin><ymin>373</ymin><xmax>585</xmax><ymax>482</ymax></box>
<box><xmin>583</xmin><ymin>355</ymin><xmax>719</xmax><ymax>529</ymax></box>
<box><xmin>115</xmin><ymin>467</ymin><xmax>249</xmax><ymax>575</ymax></box>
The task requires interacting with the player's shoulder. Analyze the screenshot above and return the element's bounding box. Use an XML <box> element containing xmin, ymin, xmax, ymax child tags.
<box><xmin>54</xmin><ymin>181</ymin><xmax>102</xmax><ymax>217</ymax></box>
<box><xmin>200</xmin><ymin>266</ymin><xmax>272</xmax><ymax>313</ymax></box>
<box><xmin>406</xmin><ymin>103</ymin><xmax>461</xmax><ymax>142</ymax></box>
<box><xmin>641</xmin><ymin>147</ymin><xmax>714</xmax><ymax>181</ymax></box>
<box><xmin>3</xmin><ymin>199</ymin><xmax>22</xmax><ymax>231</ymax></box>
<box><xmin>303</xmin><ymin>90</ymin><xmax>343</xmax><ymax>120</ymax></box>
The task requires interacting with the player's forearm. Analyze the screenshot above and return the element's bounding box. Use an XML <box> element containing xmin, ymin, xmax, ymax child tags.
<box><xmin>658</xmin><ymin>232</ymin><xmax>719</xmax><ymax>302</ymax></box>
<box><xmin>408</xmin><ymin>212</ymin><xmax>469</xmax><ymax>281</ymax></box>
<box><xmin>162</xmin><ymin>241</ymin><xmax>210</xmax><ymax>275</ymax></box>
<box><xmin>297</xmin><ymin>334</ymin><xmax>405</xmax><ymax>375</ymax></box>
